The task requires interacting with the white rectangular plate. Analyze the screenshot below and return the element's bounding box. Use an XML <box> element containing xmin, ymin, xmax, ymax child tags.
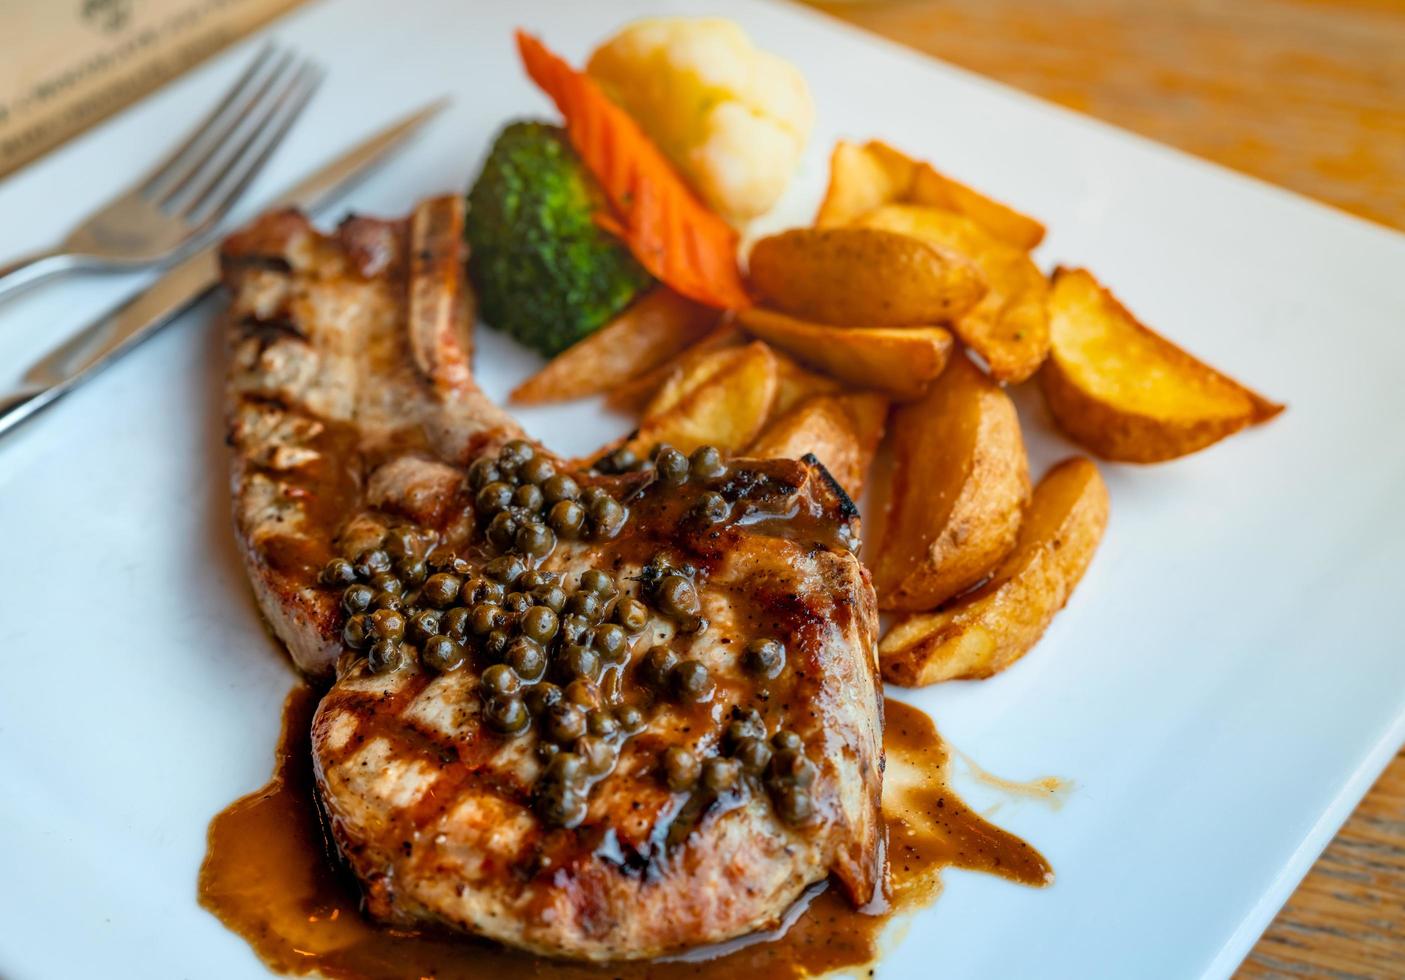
<box><xmin>1</xmin><ymin>1</ymin><xmax>1402</xmax><ymax>977</ymax></box>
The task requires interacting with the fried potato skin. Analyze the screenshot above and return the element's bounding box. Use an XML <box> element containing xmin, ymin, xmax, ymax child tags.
<box><xmin>816</xmin><ymin>140</ymin><xmax>1045</xmax><ymax>251</ymax></box>
<box><xmin>604</xmin><ymin>323</ymin><xmax>745</xmax><ymax>413</ymax></box>
<box><xmin>1040</xmin><ymin>268</ymin><xmax>1283</xmax><ymax>463</ymax></box>
<box><xmin>750</xmin><ymin>392</ymin><xmax>888</xmax><ymax>499</ymax></box>
<box><xmin>880</xmin><ymin>457</ymin><xmax>1108</xmax><ymax>685</ymax></box>
<box><xmin>747</xmin><ymin>226</ymin><xmax>986</xmax><ymax>326</ymax></box>
<box><xmin>628</xmin><ymin>340</ymin><xmax>779</xmax><ymax>455</ymax></box>
<box><xmin>871</xmin><ymin>353</ymin><xmax>1030</xmax><ymax>611</ymax></box>
<box><xmin>510</xmin><ymin>287</ymin><xmax>718</xmax><ymax>404</ymax></box>
<box><xmin>856</xmin><ymin>204</ymin><xmax>1049</xmax><ymax>383</ymax></box>
<box><xmin>737</xmin><ymin>307</ymin><xmax>953</xmax><ymax>400</ymax></box>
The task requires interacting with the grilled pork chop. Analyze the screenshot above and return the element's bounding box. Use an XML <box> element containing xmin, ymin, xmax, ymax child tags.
<box><xmin>222</xmin><ymin>196</ymin><xmax>884</xmax><ymax>960</ymax></box>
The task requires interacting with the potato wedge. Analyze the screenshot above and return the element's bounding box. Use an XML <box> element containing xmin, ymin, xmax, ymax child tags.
<box><xmin>604</xmin><ymin>324</ymin><xmax>745</xmax><ymax>413</ymax></box>
<box><xmin>1040</xmin><ymin>268</ymin><xmax>1284</xmax><ymax>462</ymax></box>
<box><xmin>870</xmin><ymin>353</ymin><xmax>1030</xmax><ymax>611</ymax></box>
<box><xmin>880</xmin><ymin>457</ymin><xmax>1108</xmax><ymax>685</ymax></box>
<box><xmin>628</xmin><ymin>340</ymin><xmax>778</xmax><ymax>455</ymax></box>
<box><xmin>816</xmin><ymin>140</ymin><xmax>1045</xmax><ymax>251</ymax></box>
<box><xmin>737</xmin><ymin>307</ymin><xmax>954</xmax><ymax>400</ymax></box>
<box><xmin>642</xmin><ymin>346</ymin><xmax>749</xmax><ymax>419</ymax></box>
<box><xmin>771</xmin><ymin>351</ymin><xmax>844</xmax><ymax>418</ymax></box>
<box><xmin>856</xmin><ymin>204</ymin><xmax>1050</xmax><ymax>383</ymax></box>
<box><xmin>749</xmin><ymin>392</ymin><xmax>888</xmax><ymax>499</ymax></box>
<box><xmin>748</xmin><ymin>227</ymin><xmax>986</xmax><ymax>326</ymax></box>
<box><xmin>510</xmin><ymin>288</ymin><xmax>718</xmax><ymax>404</ymax></box>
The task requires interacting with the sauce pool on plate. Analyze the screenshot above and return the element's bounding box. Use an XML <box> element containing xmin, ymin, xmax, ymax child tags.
<box><xmin>199</xmin><ymin>688</ymin><xmax>1050</xmax><ymax>979</ymax></box>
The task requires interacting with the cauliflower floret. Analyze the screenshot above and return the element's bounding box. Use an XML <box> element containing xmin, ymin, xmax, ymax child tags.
<box><xmin>587</xmin><ymin>17</ymin><xmax>814</xmax><ymax>225</ymax></box>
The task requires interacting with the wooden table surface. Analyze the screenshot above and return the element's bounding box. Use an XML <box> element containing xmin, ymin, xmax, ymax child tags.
<box><xmin>810</xmin><ymin>1</ymin><xmax>1405</xmax><ymax>977</ymax></box>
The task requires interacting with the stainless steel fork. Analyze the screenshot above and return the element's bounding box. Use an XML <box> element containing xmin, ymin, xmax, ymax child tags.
<box><xmin>0</xmin><ymin>45</ymin><xmax>322</xmax><ymax>304</ymax></box>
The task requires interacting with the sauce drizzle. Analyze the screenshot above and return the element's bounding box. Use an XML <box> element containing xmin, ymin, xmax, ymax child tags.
<box><xmin>199</xmin><ymin>689</ymin><xmax>1050</xmax><ymax>979</ymax></box>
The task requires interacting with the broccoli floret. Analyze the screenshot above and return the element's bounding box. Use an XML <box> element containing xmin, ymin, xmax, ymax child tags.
<box><xmin>466</xmin><ymin>121</ymin><xmax>653</xmax><ymax>357</ymax></box>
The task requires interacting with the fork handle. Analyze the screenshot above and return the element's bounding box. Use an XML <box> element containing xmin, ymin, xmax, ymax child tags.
<box><xmin>0</xmin><ymin>247</ymin><xmax>88</xmax><ymax>305</ymax></box>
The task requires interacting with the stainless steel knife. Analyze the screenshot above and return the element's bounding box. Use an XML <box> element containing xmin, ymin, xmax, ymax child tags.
<box><xmin>0</xmin><ymin>98</ymin><xmax>449</xmax><ymax>439</ymax></box>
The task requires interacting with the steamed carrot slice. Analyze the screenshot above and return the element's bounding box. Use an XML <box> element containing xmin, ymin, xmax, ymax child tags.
<box><xmin>515</xmin><ymin>30</ymin><xmax>752</xmax><ymax>310</ymax></box>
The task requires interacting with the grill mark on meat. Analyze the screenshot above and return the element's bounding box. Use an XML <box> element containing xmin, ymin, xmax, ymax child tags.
<box><xmin>222</xmin><ymin>196</ymin><xmax>883</xmax><ymax>961</ymax></box>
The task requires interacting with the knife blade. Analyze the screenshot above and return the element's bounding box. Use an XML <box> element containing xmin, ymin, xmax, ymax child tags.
<box><xmin>0</xmin><ymin>97</ymin><xmax>449</xmax><ymax>439</ymax></box>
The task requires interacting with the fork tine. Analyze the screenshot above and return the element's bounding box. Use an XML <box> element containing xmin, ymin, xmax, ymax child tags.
<box><xmin>140</xmin><ymin>44</ymin><xmax>280</xmax><ymax>199</ymax></box>
<box><xmin>184</xmin><ymin>62</ymin><xmax>323</xmax><ymax>227</ymax></box>
<box><xmin>153</xmin><ymin>48</ymin><xmax>296</xmax><ymax>212</ymax></box>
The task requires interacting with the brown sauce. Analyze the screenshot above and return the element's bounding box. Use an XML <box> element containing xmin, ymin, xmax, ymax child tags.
<box><xmin>200</xmin><ymin>690</ymin><xmax>1050</xmax><ymax>979</ymax></box>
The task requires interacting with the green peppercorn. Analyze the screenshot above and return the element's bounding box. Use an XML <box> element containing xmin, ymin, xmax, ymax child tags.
<box><xmin>547</xmin><ymin>500</ymin><xmax>586</xmax><ymax>538</ymax></box>
<box><xmin>502</xmin><ymin>591</ymin><xmax>531</xmax><ymax>614</ymax></box>
<box><xmin>558</xmin><ymin>614</ymin><xmax>590</xmax><ymax>645</ymax></box>
<box><xmin>321</xmin><ymin>558</ymin><xmax>357</xmax><ymax>587</ymax></box>
<box><xmin>535</xmin><ymin>782</ymin><xmax>587</xmax><ymax>828</ymax></box>
<box><xmin>470</xmin><ymin>603</ymin><xmax>505</xmax><ymax>636</ymax></box>
<box><xmin>481</xmin><ymin>663</ymin><xmax>521</xmax><ymax>698</ymax></box>
<box><xmin>542</xmin><ymin>474</ymin><xmax>580</xmax><ymax>504</ymax></box>
<box><xmin>656</xmin><ymin>574</ymin><xmax>700</xmax><ymax>620</ymax></box>
<box><xmin>586</xmin><ymin>708</ymin><xmax>620</xmax><ymax>738</ymax></box>
<box><xmin>662</xmin><ymin>747</ymin><xmax>700</xmax><ymax>791</ymax></box>
<box><xmin>543</xmin><ymin>702</ymin><xmax>587</xmax><ymax>743</ymax></box>
<box><xmin>422</xmin><ymin>634</ymin><xmax>465</xmax><ymax>673</ymax></box>
<box><xmin>771</xmin><ymin>730</ymin><xmax>804</xmax><ymax>754</ymax></box>
<box><xmin>354</xmin><ymin>548</ymin><xmax>393</xmax><ymax>579</ymax></box>
<box><xmin>734</xmin><ymin>737</ymin><xmax>773</xmax><ymax>776</ymax></box>
<box><xmin>476</xmin><ymin>481</ymin><xmax>513</xmax><ymax>515</ymax></box>
<box><xmin>499</xmin><ymin>439</ymin><xmax>535</xmax><ymax>471</ymax></box>
<box><xmin>512</xmin><ymin>483</ymin><xmax>544</xmax><ymax>512</ymax></box>
<box><xmin>575</xmin><ymin>735</ymin><xmax>617</xmax><ymax>776</ymax></box>
<box><xmin>639</xmin><ymin>647</ymin><xmax>678</xmax><ymax>690</ymax></box>
<box><xmin>408</xmin><ymin>609</ymin><xmax>442</xmax><ymax>646</ymax></box>
<box><xmin>770</xmin><ymin>783</ymin><xmax>813</xmax><ymax>824</ymax></box>
<box><xmin>702</xmin><ymin>757</ymin><xmax>740</xmax><ymax>793</ymax></box>
<box><xmin>558</xmin><ymin>644</ymin><xmax>601</xmax><ymax>683</ymax></box>
<box><xmin>420</xmin><ymin>573</ymin><xmax>461</xmax><ymax>608</ymax></box>
<box><xmin>690</xmin><ymin>445</ymin><xmax>727</xmax><ymax>480</ymax></box>
<box><xmin>532</xmin><ymin>583</ymin><xmax>568</xmax><ymax>613</ymax></box>
<box><xmin>438</xmin><ymin>607</ymin><xmax>470</xmax><ymax>643</ymax></box>
<box><xmin>588</xmin><ymin>496</ymin><xmax>626</xmax><ymax>538</ymax></box>
<box><xmin>769</xmin><ymin>748</ymin><xmax>817</xmax><ymax>787</ymax></box>
<box><xmin>371</xmin><ymin>590</ymin><xmax>404</xmax><ymax>613</ymax></box>
<box><xmin>590</xmin><ymin>623</ymin><xmax>627</xmax><ymax>662</ymax></box>
<box><xmin>725</xmin><ymin>711</ymin><xmax>766</xmax><ymax>750</ymax></box>
<box><xmin>483</xmin><ymin>628</ymin><xmax>510</xmax><ymax>661</ymax></box>
<box><xmin>516</xmin><ymin>522</ymin><xmax>556</xmax><ymax>557</ymax></box>
<box><xmin>544</xmin><ymin>751</ymin><xmax>586</xmax><ymax>786</ymax></box>
<box><xmin>367</xmin><ymin>639</ymin><xmax>403</xmax><ymax>674</ymax></box>
<box><xmin>567</xmin><ymin>590</ymin><xmax>603</xmax><ymax>621</ymax></box>
<box><xmin>506</xmin><ymin>637</ymin><xmax>546</xmax><ymax>682</ymax></box>
<box><xmin>369</xmin><ymin>572</ymin><xmax>402</xmax><ymax>596</ymax></box>
<box><xmin>525</xmin><ymin>682</ymin><xmax>563</xmax><ymax>717</ymax></box>
<box><xmin>369</xmin><ymin>608</ymin><xmax>406</xmax><ymax>642</ymax></box>
<box><xmin>671</xmin><ymin>660</ymin><xmax>714</xmax><ymax>703</ymax></box>
<box><xmin>578</xmin><ymin>569</ymin><xmax>616</xmax><ymax>596</ymax></box>
<box><xmin>486</xmin><ymin>512</ymin><xmax>519</xmax><ymax>550</ymax></box>
<box><xmin>614</xmin><ymin>704</ymin><xmax>645</xmax><ymax>734</ymax></box>
<box><xmin>484</xmin><ymin>695</ymin><xmax>530</xmax><ymax>736</ymax></box>
<box><xmin>519</xmin><ymin>456</ymin><xmax>555</xmax><ymax>486</ymax></box>
<box><xmin>520</xmin><ymin>606</ymin><xmax>558</xmax><ymax>644</ymax></box>
<box><xmin>426</xmin><ymin>549</ymin><xmax>470</xmax><ymax>575</ymax></box>
<box><xmin>382</xmin><ymin>526</ymin><xmax>419</xmax><ymax>561</ymax></box>
<box><xmin>614</xmin><ymin>597</ymin><xmax>649</xmax><ymax>633</ymax></box>
<box><xmin>484</xmin><ymin>555</ymin><xmax>525</xmax><ymax>584</ymax></box>
<box><xmin>394</xmin><ymin>558</ymin><xmax>427</xmax><ymax>588</ymax></box>
<box><xmin>693</xmin><ymin>491</ymin><xmax>729</xmax><ymax>525</ymax></box>
<box><xmin>465</xmin><ymin>578</ymin><xmax>506</xmax><ymax>606</ymax></box>
<box><xmin>468</xmin><ymin>457</ymin><xmax>501</xmax><ymax>490</ymax></box>
<box><xmin>341</xmin><ymin>583</ymin><xmax>376</xmax><ymax>615</ymax></box>
<box><xmin>342</xmin><ymin>614</ymin><xmax>370</xmax><ymax>650</ymax></box>
<box><xmin>564</xmin><ymin>678</ymin><xmax>600</xmax><ymax>708</ymax></box>
<box><xmin>580</xmin><ymin>486</ymin><xmax>609</xmax><ymax>507</ymax></box>
<box><xmin>654</xmin><ymin>446</ymin><xmax>689</xmax><ymax>485</ymax></box>
<box><xmin>599</xmin><ymin>447</ymin><xmax>637</xmax><ymax>473</ymax></box>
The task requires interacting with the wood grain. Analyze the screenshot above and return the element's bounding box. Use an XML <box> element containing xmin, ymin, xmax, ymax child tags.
<box><xmin>809</xmin><ymin>2</ymin><xmax>1405</xmax><ymax>976</ymax></box>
